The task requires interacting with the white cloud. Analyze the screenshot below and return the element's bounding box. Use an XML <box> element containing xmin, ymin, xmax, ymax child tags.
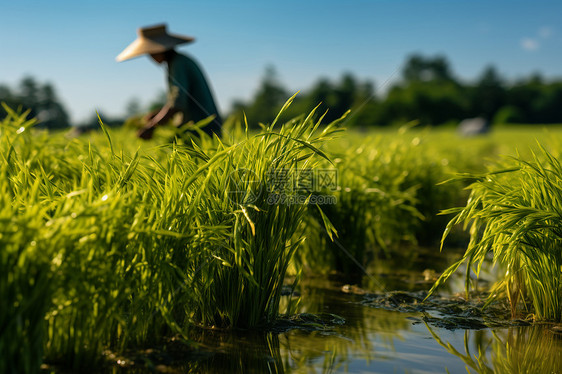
<box><xmin>519</xmin><ymin>27</ymin><xmax>555</xmax><ymax>52</ymax></box>
<box><xmin>521</xmin><ymin>37</ymin><xmax>539</xmax><ymax>51</ymax></box>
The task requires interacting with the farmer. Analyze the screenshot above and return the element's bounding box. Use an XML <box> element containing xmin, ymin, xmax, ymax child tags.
<box><xmin>116</xmin><ymin>24</ymin><xmax>222</xmax><ymax>139</ymax></box>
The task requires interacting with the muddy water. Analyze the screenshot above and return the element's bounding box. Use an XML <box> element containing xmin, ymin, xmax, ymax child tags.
<box><xmin>108</xmin><ymin>248</ymin><xmax>562</xmax><ymax>373</ymax></box>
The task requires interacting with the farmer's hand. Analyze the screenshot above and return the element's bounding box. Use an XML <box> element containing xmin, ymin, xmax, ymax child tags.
<box><xmin>137</xmin><ymin>126</ymin><xmax>155</xmax><ymax>140</ymax></box>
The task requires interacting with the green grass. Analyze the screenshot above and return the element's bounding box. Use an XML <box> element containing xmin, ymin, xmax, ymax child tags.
<box><xmin>429</xmin><ymin>145</ymin><xmax>562</xmax><ymax>321</ymax></box>
<box><xmin>299</xmin><ymin>125</ymin><xmax>466</xmax><ymax>276</ymax></box>
<box><xmin>1</xmin><ymin>98</ymin><xmax>342</xmax><ymax>370</ymax></box>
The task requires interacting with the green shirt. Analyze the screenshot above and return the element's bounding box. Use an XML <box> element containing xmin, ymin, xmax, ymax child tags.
<box><xmin>167</xmin><ymin>51</ymin><xmax>222</xmax><ymax>135</ymax></box>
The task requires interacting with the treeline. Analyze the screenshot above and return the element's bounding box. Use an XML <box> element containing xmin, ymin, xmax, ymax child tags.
<box><xmin>232</xmin><ymin>54</ymin><xmax>562</xmax><ymax>128</ymax></box>
<box><xmin>3</xmin><ymin>54</ymin><xmax>562</xmax><ymax>130</ymax></box>
<box><xmin>0</xmin><ymin>77</ymin><xmax>70</xmax><ymax>129</ymax></box>
<box><xmin>0</xmin><ymin>76</ymin><xmax>146</xmax><ymax>130</ymax></box>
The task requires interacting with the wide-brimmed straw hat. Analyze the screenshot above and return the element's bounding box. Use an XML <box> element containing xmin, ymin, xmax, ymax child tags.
<box><xmin>116</xmin><ymin>24</ymin><xmax>194</xmax><ymax>62</ymax></box>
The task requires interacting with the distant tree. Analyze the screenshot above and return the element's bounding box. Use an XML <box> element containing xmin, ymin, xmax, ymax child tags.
<box><xmin>334</xmin><ymin>73</ymin><xmax>377</xmax><ymax>126</ymax></box>
<box><xmin>0</xmin><ymin>76</ymin><xmax>70</xmax><ymax>128</ymax></box>
<box><xmin>125</xmin><ymin>97</ymin><xmax>142</xmax><ymax>117</ymax></box>
<box><xmin>309</xmin><ymin>78</ymin><xmax>335</xmax><ymax>109</ymax></box>
<box><xmin>234</xmin><ymin>65</ymin><xmax>288</xmax><ymax>127</ymax></box>
<box><xmin>505</xmin><ymin>75</ymin><xmax>545</xmax><ymax>123</ymax></box>
<box><xmin>378</xmin><ymin>55</ymin><xmax>466</xmax><ymax>125</ymax></box>
<box><xmin>428</xmin><ymin>56</ymin><xmax>454</xmax><ymax>82</ymax></box>
<box><xmin>403</xmin><ymin>55</ymin><xmax>426</xmax><ymax>82</ymax></box>
<box><xmin>471</xmin><ymin>65</ymin><xmax>506</xmax><ymax>121</ymax></box>
<box><xmin>402</xmin><ymin>54</ymin><xmax>454</xmax><ymax>83</ymax></box>
<box><xmin>36</xmin><ymin>83</ymin><xmax>70</xmax><ymax>129</ymax></box>
<box><xmin>0</xmin><ymin>84</ymin><xmax>12</xmax><ymax>100</ymax></box>
<box><xmin>0</xmin><ymin>84</ymin><xmax>19</xmax><ymax>116</ymax></box>
<box><xmin>226</xmin><ymin>56</ymin><xmax>562</xmax><ymax>128</ymax></box>
<box><xmin>531</xmin><ymin>81</ymin><xmax>562</xmax><ymax>123</ymax></box>
<box><xmin>333</xmin><ymin>73</ymin><xmax>358</xmax><ymax>120</ymax></box>
<box><xmin>305</xmin><ymin>78</ymin><xmax>339</xmax><ymax>123</ymax></box>
<box><xmin>292</xmin><ymin>73</ymin><xmax>376</xmax><ymax>126</ymax></box>
<box><xmin>379</xmin><ymin>81</ymin><xmax>468</xmax><ymax>126</ymax></box>
<box><xmin>345</xmin><ymin>83</ymin><xmax>378</xmax><ymax>127</ymax></box>
<box><xmin>19</xmin><ymin>76</ymin><xmax>39</xmax><ymax>111</ymax></box>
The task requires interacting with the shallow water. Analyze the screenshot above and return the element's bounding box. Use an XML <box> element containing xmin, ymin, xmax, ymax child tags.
<box><xmin>105</xmin><ymin>278</ymin><xmax>562</xmax><ymax>373</ymax></box>
<box><xmin>94</xmin><ymin>248</ymin><xmax>562</xmax><ymax>373</ymax></box>
<box><xmin>276</xmin><ymin>280</ymin><xmax>562</xmax><ymax>374</ymax></box>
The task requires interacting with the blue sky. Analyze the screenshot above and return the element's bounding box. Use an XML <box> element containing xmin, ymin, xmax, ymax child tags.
<box><xmin>1</xmin><ymin>0</ymin><xmax>561</xmax><ymax>123</ymax></box>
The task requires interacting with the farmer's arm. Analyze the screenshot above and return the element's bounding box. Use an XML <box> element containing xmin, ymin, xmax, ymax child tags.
<box><xmin>136</xmin><ymin>104</ymin><xmax>178</xmax><ymax>139</ymax></box>
<box><xmin>137</xmin><ymin>87</ymin><xmax>184</xmax><ymax>139</ymax></box>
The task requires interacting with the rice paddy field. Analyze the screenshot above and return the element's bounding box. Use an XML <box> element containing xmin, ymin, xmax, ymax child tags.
<box><xmin>3</xmin><ymin>100</ymin><xmax>562</xmax><ymax>373</ymax></box>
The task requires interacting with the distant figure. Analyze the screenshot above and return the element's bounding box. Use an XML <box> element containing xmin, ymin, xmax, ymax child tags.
<box><xmin>458</xmin><ymin>117</ymin><xmax>490</xmax><ymax>137</ymax></box>
<box><xmin>116</xmin><ymin>24</ymin><xmax>222</xmax><ymax>139</ymax></box>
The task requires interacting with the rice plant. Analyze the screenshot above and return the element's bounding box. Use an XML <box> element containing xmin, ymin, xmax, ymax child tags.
<box><xmin>1</xmin><ymin>106</ymin><xmax>54</xmax><ymax>374</ymax></box>
<box><xmin>429</xmin><ymin>145</ymin><xmax>562</xmax><ymax>321</ymax></box>
<box><xmin>1</xmin><ymin>96</ymin><xmax>344</xmax><ymax>369</ymax></box>
<box><xmin>183</xmin><ymin>97</ymin><xmax>342</xmax><ymax>327</ymax></box>
<box><xmin>300</xmin><ymin>127</ymin><xmax>459</xmax><ymax>276</ymax></box>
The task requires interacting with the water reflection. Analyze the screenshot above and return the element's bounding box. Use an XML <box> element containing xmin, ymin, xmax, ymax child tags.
<box><xmin>104</xmin><ymin>249</ymin><xmax>560</xmax><ymax>373</ymax></box>
<box><xmin>365</xmin><ymin>246</ymin><xmax>471</xmax><ymax>293</ymax></box>
<box><xmin>106</xmin><ymin>279</ymin><xmax>427</xmax><ymax>373</ymax></box>
<box><xmin>178</xmin><ymin>329</ymin><xmax>284</xmax><ymax>373</ymax></box>
<box><xmin>279</xmin><ymin>278</ymin><xmax>414</xmax><ymax>373</ymax></box>
<box><xmin>427</xmin><ymin>324</ymin><xmax>562</xmax><ymax>373</ymax></box>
